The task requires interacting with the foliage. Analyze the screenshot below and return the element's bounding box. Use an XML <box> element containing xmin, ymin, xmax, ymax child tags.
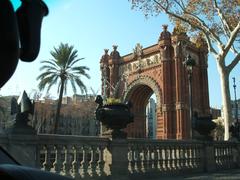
<box><xmin>37</xmin><ymin>43</ymin><xmax>90</xmax><ymax>133</ymax></box>
<box><xmin>212</xmin><ymin>117</ymin><xmax>224</xmax><ymax>140</ymax></box>
<box><xmin>106</xmin><ymin>97</ymin><xmax>121</xmax><ymax>105</ymax></box>
<box><xmin>130</xmin><ymin>0</ymin><xmax>240</xmax><ymax>140</ymax></box>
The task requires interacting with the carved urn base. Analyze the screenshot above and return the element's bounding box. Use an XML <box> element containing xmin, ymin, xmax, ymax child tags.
<box><xmin>102</xmin><ymin>129</ymin><xmax>127</xmax><ymax>139</ymax></box>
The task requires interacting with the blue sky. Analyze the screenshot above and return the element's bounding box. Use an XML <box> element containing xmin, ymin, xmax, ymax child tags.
<box><xmin>2</xmin><ymin>0</ymin><xmax>240</xmax><ymax>108</ymax></box>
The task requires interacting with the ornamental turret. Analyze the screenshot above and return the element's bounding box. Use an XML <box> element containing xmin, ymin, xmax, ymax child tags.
<box><xmin>158</xmin><ymin>25</ymin><xmax>172</xmax><ymax>60</ymax></box>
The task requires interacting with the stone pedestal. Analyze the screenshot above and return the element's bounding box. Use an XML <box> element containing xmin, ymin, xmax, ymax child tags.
<box><xmin>109</xmin><ymin>139</ymin><xmax>129</xmax><ymax>180</ymax></box>
<box><xmin>204</xmin><ymin>143</ymin><xmax>216</xmax><ymax>172</ymax></box>
<box><xmin>6</xmin><ymin>134</ymin><xmax>38</xmax><ymax>167</ymax></box>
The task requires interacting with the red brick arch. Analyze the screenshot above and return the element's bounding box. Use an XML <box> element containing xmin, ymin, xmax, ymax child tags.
<box><xmin>100</xmin><ymin>28</ymin><xmax>210</xmax><ymax>139</ymax></box>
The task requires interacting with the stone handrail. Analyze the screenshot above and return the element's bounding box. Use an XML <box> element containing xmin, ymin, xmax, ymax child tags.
<box><xmin>0</xmin><ymin>134</ymin><xmax>240</xmax><ymax>180</ymax></box>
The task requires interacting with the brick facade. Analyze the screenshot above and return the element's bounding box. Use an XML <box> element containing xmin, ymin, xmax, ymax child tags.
<box><xmin>100</xmin><ymin>26</ymin><xmax>210</xmax><ymax>139</ymax></box>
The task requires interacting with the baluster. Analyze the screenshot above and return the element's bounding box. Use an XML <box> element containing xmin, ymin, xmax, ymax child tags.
<box><xmin>191</xmin><ymin>145</ymin><xmax>196</xmax><ymax>168</ymax></box>
<box><xmin>223</xmin><ymin>147</ymin><xmax>228</xmax><ymax>167</ymax></box>
<box><xmin>140</xmin><ymin>146</ymin><xmax>146</xmax><ymax>173</ymax></box>
<box><xmin>157</xmin><ymin>146</ymin><xmax>163</xmax><ymax>172</ymax></box>
<box><xmin>151</xmin><ymin>146</ymin><xmax>158</xmax><ymax>172</ymax></box>
<box><xmin>167</xmin><ymin>146</ymin><xmax>172</xmax><ymax>171</ymax></box>
<box><xmin>172</xmin><ymin>146</ymin><xmax>177</xmax><ymax>171</ymax></box>
<box><xmin>80</xmin><ymin>146</ymin><xmax>90</xmax><ymax>178</ymax></box>
<box><xmin>62</xmin><ymin>145</ymin><xmax>71</xmax><ymax>177</ymax></box>
<box><xmin>184</xmin><ymin>146</ymin><xmax>189</xmax><ymax>169</ymax></box>
<box><xmin>128</xmin><ymin>145</ymin><xmax>134</xmax><ymax>174</ymax></box>
<box><xmin>188</xmin><ymin>146</ymin><xmax>193</xmax><ymax>169</ymax></box>
<box><xmin>227</xmin><ymin>146</ymin><xmax>231</xmax><ymax>167</ymax></box>
<box><xmin>89</xmin><ymin>146</ymin><xmax>98</xmax><ymax>177</ymax></box>
<box><xmin>175</xmin><ymin>146</ymin><xmax>180</xmax><ymax>170</ymax></box>
<box><xmin>227</xmin><ymin>146</ymin><xmax>230</xmax><ymax>167</ymax></box>
<box><xmin>39</xmin><ymin>145</ymin><xmax>45</xmax><ymax>170</ymax></box>
<box><xmin>52</xmin><ymin>145</ymin><xmax>61</xmax><ymax>174</ymax></box>
<box><xmin>71</xmin><ymin>146</ymin><xmax>80</xmax><ymax>179</ymax></box>
<box><xmin>170</xmin><ymin>146</ymin><xmax>175</xmax><ymax>171</ymax></box>
<box><xmin>134</xmin><ymin>146</ymin><xmax>141</xmax><ymax>173</ymax></box>
<box><xmin>144</xmin><ymin>146</ymin><xmax>150</xmax><ymax>173</ymax></box>
<box><xmin>229</xmin><ymin>146</ymin><xmax>234</xmax><ymax>168</ymax></box>
<box><xmin>179</xmin><ymin>145</ymin><xmax>183</xmax><ymax>170</ymax></box>
<box><xmin>219</xmin><ymin>146</ymin><xmax>223</xmax><ymax>168</ymax></box>
<box><xmin>215</xmin><ymin>146</ymin><xmax>219</xmax><ymax>167</ymax></box>
<box><xmin>97</xmin><ymin>146</ymin><xmax>106</xmax><ymax>177</ymax></box>
<box><xmin>42</xmin><ymin>145</ymin><xmax>51</xmax><ymax>171</ymax></box>
<box><xmin>218</xmin><ymin>146</ymin><xmax>222</xmax><ymax>168</ymax></box>
<box><xmin>162</xmin><ymin>146</ymin><xmax>167</xmax><ymax>171</ymax></box>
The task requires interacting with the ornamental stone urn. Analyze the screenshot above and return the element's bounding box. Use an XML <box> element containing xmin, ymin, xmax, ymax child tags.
<box><xmin>95</xmin><ymin>95</ymin><xmax>134</xmax><ymax>139</ymax></box>
<box><xmin>193</xmin><ymin>113</ymin><xmax>216</xmax><ymax>141</ymax></box>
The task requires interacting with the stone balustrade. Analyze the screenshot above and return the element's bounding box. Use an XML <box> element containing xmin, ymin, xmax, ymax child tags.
<box><xmin>127</xmin><ymin>139</ymin><xmax>204</xmax><ymax>178</ymax></box>
<box><xmin>0</xmin><ymin>134</ymin><xmax>240</xmax><ymax>180</ymax></box>
<box><xmin>36</xmin><ymin>134</ymin><xmax>110</xmax><ymax>179</ymax></box>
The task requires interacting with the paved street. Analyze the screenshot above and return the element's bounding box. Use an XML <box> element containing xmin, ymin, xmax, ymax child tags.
<box><xmin>173</xmin><ymin>169</ymin><xmax>240</xmax><ymax>179</ymax></box>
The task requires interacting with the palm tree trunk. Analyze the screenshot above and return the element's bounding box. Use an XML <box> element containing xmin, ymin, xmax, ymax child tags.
<box><xmin>53</xmin><ymin>79</ymin><xmax>65</xmax><ymax>134</ymax></box>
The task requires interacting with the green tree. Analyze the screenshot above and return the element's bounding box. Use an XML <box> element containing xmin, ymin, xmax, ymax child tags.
<box><xmin>130</xmin><ymin>0</ymin><xmax>240</xmax><ymax>140</ymax></box>
<box><xmin>37</xmin><ymin>43</ymin><xmax>90</xmax><ymax>133</ymax></box>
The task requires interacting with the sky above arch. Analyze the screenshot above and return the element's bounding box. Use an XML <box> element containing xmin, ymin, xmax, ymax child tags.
<box><xmin>2</xmin><ymin>0</ymin><xmax>240</xmax><ymax>108</ymax></box>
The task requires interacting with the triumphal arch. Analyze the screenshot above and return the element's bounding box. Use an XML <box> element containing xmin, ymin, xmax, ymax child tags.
<box><xmin>100</xmin><ymin>25</ymin><xmax>210</xmax><ymax>139</ymax></box>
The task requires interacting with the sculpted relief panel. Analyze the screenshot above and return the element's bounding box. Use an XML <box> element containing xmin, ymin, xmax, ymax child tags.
<box><xmin>119</xmin><ymin>53</ymin><xmax>161</xmax><ymax>75</ymax></box>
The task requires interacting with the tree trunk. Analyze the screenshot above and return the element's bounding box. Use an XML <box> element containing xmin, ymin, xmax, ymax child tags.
<box><xmin>53</xmin><ymin>80</ymin><xmax>65</xmax><ymax>134</ymax></box>
<box><xmin>217</xmin><ymin>62</ymin><xmax>232</xmax><ymax>140</ymax></box>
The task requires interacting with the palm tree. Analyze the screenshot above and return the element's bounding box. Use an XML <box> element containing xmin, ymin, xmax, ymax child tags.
<box><xmin>37</xmin><ymin>43</ymin><xmax>90</xmax><ymax>134</ymax></box>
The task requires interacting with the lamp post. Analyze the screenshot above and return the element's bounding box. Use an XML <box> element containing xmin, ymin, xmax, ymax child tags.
<box><xmin>232</xmin><ymin>77</ymin><xmax>239</xmax><ymax>139</ymax></box>
<box><xmin>184</xmin><ymin>54</ymin><xmax>196</xmax><ymax>139</ymax></box>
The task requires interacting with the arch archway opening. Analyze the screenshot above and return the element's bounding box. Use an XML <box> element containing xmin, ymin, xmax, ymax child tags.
<box><xmin>124</xmin><ymin>84</ymin><xmax>157</xmax><ymax>138</ymax></box>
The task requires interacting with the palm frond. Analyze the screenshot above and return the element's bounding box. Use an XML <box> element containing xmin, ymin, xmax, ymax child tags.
<box><xmin>75</xmin><ymin>78</ymin><xmax>87</xmax><ymax>94</ymax></box>
<box><xmin>67</xmin><ymin>57</ymin><xmax>84</xmax><ymax>68</ymax></box>
<box><xmin>72</xmin><ymin>66</ymin><xmax>90</xmax><ymax>79</ymax></box>
<box><xmin>46</xmin><ymin>76</ymin><xmax>59</xmax><ymax>93</ymax></box>
<box><xmin>38</xmin><ymin>74</ymin><xmax>58</xmax><ymax>91</ymax></box>
<box><xmin>37</xmin><ymin>71</ymin><xmax>56</xmax><ymax>81</ymax></box>
<box><xmin>69</xmin><ymin>75</ymin><xmax>77</xmax><ymax>94</ymax></box>
<box><xmin>41</xmin><ymin>60</ymin><xmax>58</xmax><ymax>68</ymax></box>
<box><xmin>66</xmin><ymin>49</ymin><xmax>78</xmax><ymax>68</ymax></box>
<box><xmin>39</xmin><ymin>65</ymin><xmax>59</xmax><ymax>72</ymax></box>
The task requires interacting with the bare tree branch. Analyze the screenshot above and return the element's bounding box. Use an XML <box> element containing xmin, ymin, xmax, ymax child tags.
<box><xmin>173</xmin><ymin>0</ymin><xmax>185</xmax><ymax>11</ymax></box>
<box><xmin>213</xmin><ymin>0</ymin><xmax>231</xmax><ymax>37</ymax></box>
<box><xmin>153</xmin><ymin>0</ymin><xmax>218</xmax><ymax>55</ymax></box>
<box><xmin>227</xmin><ymin>52</ymin><xmax>240</xmax><ymax>72</ymax></box>
<box><xmin>184</xmin><ymin>12</ymin><xmax>222</xmax><ymax>46</ymax></box>
<box><xmin>230</xmin><ymin>44</ymin><xmax>238</xmax><ymax>55</ymax></box>
<box><xmin>224</xmin><ymin>22</ymin><xmax>240</xmax><ymax>58</ymax></box>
